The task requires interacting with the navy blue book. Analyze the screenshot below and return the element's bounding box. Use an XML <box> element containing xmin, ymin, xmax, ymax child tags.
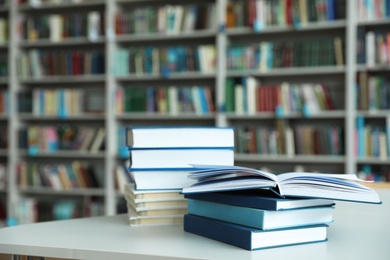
<box><xmin>184</xmin><ymin>190</ymin><xmax>334</xmax><ymax>211</ymax></box>
<box><xmin>184</xmin><ymin>214</ymin><xmax>328</xmax><ymax>251</ymax></box>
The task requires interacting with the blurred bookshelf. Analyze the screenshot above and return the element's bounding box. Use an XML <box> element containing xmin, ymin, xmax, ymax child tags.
<box><xmin>0</xmin><ymin>0</ymin><xmax>388</xmax><ymax>226</ymax></box>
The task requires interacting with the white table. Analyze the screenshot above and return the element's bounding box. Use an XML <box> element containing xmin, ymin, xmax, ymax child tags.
<box><xmin>0</xmin><ymin>190</ymin><xmax>389</xmax><ymax>260</ymax></box>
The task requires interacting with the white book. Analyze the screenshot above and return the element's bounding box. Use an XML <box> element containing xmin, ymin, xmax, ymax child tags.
<box><xmin>245</xmin><ymin>76</ymin><xmax>258</xmax><ymax>115</ymax></box>
<box><xmin>49</xmin><ymin>15</ymin><xmax>62</xmax><ymax>42</ymax></box>
<box><xmin>234</xmin><ymin>84</ymin><xmax>244</xmax><ymax>114</ymax></box>
<box><xmin>168</xmin><ymin>86</ymin><xmax>178</xmax><ymax>115</ymax></box>
<box><xmin>90</xmin><ymin>128</ymin><xmax>105</xmax><ymax>153</ymax></box>
<box><xmin>127</xmin><ymin>206</ymin><xmax>184</xmax><ymax>226</ymax></box>
<box><xmin>130</xmin><ymin>148</ymin><xmax>234</xmax><ymax>169</ymax></box>
<box><xmin>126</xmin><ymin>126</ymin><xmax>234</xmax><ymax>149</ymax></box>
<box><xmin>88</xmin><ymin>11</ymin><xmax>100</xmax><ymax>42</ymax></box>
<box><xmin>128</xmin><ymin>168</ymin><xmax>198</xmax><ymax>191</ymax></box>
<box><xmin>183</xmin><ymin>5</ymin><xmax>196</xmax><ymax>32</ymax></box>
<box><xmin>173</xmin><ymin>6</ymin><xmax>184</xmax><ymax>34</ymax></box>
<box><xmin>379</xmin><ymin>131</ymin><xmax>388</xmax><ymax>160</ymax></box>
<box><xmin>366</xmin><ymin>31</ymin><xmax>376</xmax><ymax>67</ymax></box>
<box><xmin>285</xmin><ymin>126</ymin><xmax>295</xmax><ymax>157</ymax></box>
<box><xmin>301</xmin><ymin>84</ymin><xmax>320</xmax><ymax>114</ymax></box>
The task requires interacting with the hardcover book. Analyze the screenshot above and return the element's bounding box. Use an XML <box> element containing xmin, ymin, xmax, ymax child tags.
<box><xmin>187</xmin><ymin>199</ymin><xmax>333</xmax><ymax>230</ymax></box>
<box><xmin>184</xmin><ymin>190</ymin><xmax>334</xmax><ymax>211</ymax></box>
<box><xmin>125</xmin><ymin>126</ymin><xmax>234</xmax><ymax>149</ymax></box>
<box><xmin>184</xmin><ymin>214</ymin><xmax>328</xmax><ymax>250</ymax></box>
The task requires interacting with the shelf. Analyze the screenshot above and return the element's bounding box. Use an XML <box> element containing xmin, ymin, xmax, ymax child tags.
<box><xmin>116</xmin><ymin>113</ymin><xmax>216</xmax><ymax>120</ymax></box>
<box><xmin>356</xmin><ymin>65</ymin><xmax>390</xmax><ymax>72</ymax></box>
<box><xmin>357</xmin><ymin>19</ymin><xmax>390</xmax><ymax>27</ymax></box>
<box><xmin>18</xmin><ymin>0</ymin><xmax>105</xmax><ymax>12</ymax></box>
<box><xmin>19</xmin><ymin>75</ymin><xmax>106</xmax><ymax>84</ymax></box>
<box><xmin>19</xmin><ymin>37</ymin><xmax>106</xmax><ymax>48</ymax></box>
<box><xmin>226</xmin><ymin>20</ymin><xmax>347</xmax><ymax>36</ymax></box>
<box><xmin>18</xmin><ymin>187</ymin><xmax>105</xmax><ymax>196</ymax></box>
<box><xmin>234</xmin><ymin>154</ymin><xmax>345</xmax><ymax>164</ymax></box>
<box><xmin>227</xmin><ymin>66</ymin><xmax>346</xmax><ymax>77</ymax></box>
<box><xmin>18</xmin><ymin>113</ymin><xmax>105</xmax><ymax>121</ymax></box>
<box><xmin>116</xmin><ymin>72</ymin><xmax>216</xmax><ymax>81</ymax></box>
<box><xmin>356</xmin><ymin>158</ymin><xmax>390</xmax><ymax>165</ymax></box>
<box><xmin>115</xmin><ymin>30</ymin><xmax>217</xmax><ymax>43</ymax></box>
<box><xmin>357</xmin><ymin>111</ymin><xmax>390</xmax><ymax>118</ymax></box>
<box><xmin>225</xmin><ymin>111</ymin><xmax>346</xmax><ymax>120</ymax></box>
<box><xmin>18</xmin><ymin>150</ymin><xmax>105</xmax><ymax>159</ymax></box>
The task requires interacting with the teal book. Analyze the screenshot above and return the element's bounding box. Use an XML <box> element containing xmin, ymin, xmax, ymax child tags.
<box><xmin>187</xmin><ymin>199</ymin><xmax>333</xmax><ymax>230</ymax></box>
<box><xmin>184</xmin><ymin>214</ymin><xmax>328</xmax><ymax>251</ymax></box>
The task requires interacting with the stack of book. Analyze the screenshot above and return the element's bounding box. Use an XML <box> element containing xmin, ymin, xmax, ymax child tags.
<box><xmin>123</xmin><ymin>126</ymin><xmax>235</xmax><ymax>226</ymax></box>
<box><xmin>182</xmin><ymin>165</ymin><xmax>382</xmax><ymax>250</ymax></box>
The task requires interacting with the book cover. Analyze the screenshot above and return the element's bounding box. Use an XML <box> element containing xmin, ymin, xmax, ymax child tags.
<box><xmin>187</xmin><ymin>199</ymin><xmax>333</xmax><ymax>230</ymax></box>
<box><xmin>184</xmin><ymin>214</ymin><xmax>328</xmax><ymax>250</ymax></box>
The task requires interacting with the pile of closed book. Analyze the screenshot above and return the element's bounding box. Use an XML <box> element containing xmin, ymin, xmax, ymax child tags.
<box><xmin>183</xmin><ymin>190</ymin><xmax>335</xmax><ymax>250</ymax></box>
<box><xmin>123</xmin><ymin>126</ymin><xmax>235</xmax><ymax>226</ymax></box>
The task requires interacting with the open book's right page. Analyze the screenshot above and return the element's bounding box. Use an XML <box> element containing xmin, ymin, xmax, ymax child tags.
<box><xmin>276</xmin><ymin>172</ymin><xmax>381</xmax><ymax>204</ymax></box>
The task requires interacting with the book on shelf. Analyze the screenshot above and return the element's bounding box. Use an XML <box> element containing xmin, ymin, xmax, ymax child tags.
<box><xmin>181</xmin><ymin>165</ymin><xmax>382</xmax><ymax>204</ymax></box>
<box><xmin>184</xmin><ymin>214</ymin><xmax>328</xmax><ymax>251</ymax></box>
<box><xmin>126</xmin><ymin>126</ymin><xmax>234</xmax><ymax>149</ymax></box>
<box><xmin>184</xmin><ymin>189</ymin><xmax>334</xmax><ymax>211</ymax></box>
<box><xmin>187</xmin><ymin>198</ymin><xmax>333</xmax><ymax>230</ymax></box>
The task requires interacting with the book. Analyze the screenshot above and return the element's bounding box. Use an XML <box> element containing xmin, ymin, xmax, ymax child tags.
<box><xmin>125</xmin><ymin>126</ymin><xmax>234</xmax><ymax>148</ymax></box>
<box><xmin>125</xmin><ymin>193</ymin><xmax>187</xmax><ymax>211</ymax></box>
<box><xmin>129</xmin><ymin>148</ymin><xmax>234</xmax><ymax>169</ymax></box>
<box><xmin>181</xmin><ymin>165</ymin><xmax>381</xmax><ymax>204</ymax></box>
<box><xmin>124</xmin><ymin>183</ymin><xmax>184</xmax><ymax>200</ymax></box>
<box><xmin>129</xmin><ymin>213</ymin><xmax>184</xmax><ymax>226</ymax></box>
<box><xmin>128</xmin><ymin>168</ymin><xmax>198</xmax><ymax>190</ymax></box>
<box><xmin>184</xmin><ymin>214</ymin><xmax>328</xmax><ymax>250</ymax></box>
<box><xmin>184</xmin><ymin>189</ymin><xmax>334</xmax><ymax>211</ymax></box>
<box><xmin>187</xmin><ymin>199</ymin><xmax>333</xmax><ymax>230</ymax></box>
<box><xmin>127</xmin><ymin>204</ymin><xmax>187</xmax><ymax>217</ymax></box>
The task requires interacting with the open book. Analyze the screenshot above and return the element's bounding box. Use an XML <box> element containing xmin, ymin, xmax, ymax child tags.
<box><xmin>181</xmin><ymin>165</ymin><xmax>381</xmax><ymax>204</ymax></box>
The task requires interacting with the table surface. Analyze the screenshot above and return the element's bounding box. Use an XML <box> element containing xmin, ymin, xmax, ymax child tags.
<box><xmin>0</xmin><ymin>190</ymin><xmax>389</xmax><ymax>260</ymax></box>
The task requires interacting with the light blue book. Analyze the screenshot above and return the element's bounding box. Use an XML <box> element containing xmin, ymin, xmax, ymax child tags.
<box><xmin>188</xmin><ymin>199</ymin><xmax>334</xmax><ymax>230</ymax></box>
